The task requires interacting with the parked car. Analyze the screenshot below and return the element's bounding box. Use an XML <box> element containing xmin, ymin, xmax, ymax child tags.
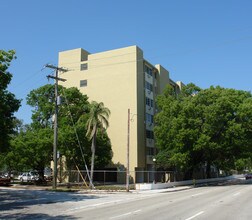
<box><xmin>44</xmin><ymin>167</ymin><xmax>53</xmax><ymax>181</ymax></box>
<box><xmin>44</xmin><ymin>174</ymin><xmax>53</xmax><ymax>181</ymax></box>
<box><xmin>5</xmin><ymin>172</ymin><xmax>14</xmax><ymax>178</ymax></box>
<box><xmin>18</xmin><ymin>171</ymin><xmax>39</xmax><ymax>182</ymax></box>
<box><xmin>0</xmin><ymin>175</ymin><xmax>11</xmax><ymax>186</ymax></box>
<box><xmin>245</xmin><ymin>173</ymin><xmax>252</xmax><ymax>180</ymax></box>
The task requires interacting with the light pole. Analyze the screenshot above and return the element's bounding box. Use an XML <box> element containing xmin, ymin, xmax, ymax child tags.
<box><xmin>126</xmin><ymin>109</ymin><xmax>138</xmax><ymax>191</ymax></box>
<box><xmin>153</xmin><ymin>158</ymin><xmax>156</xmax><ymax>183</ymax></box>
<box><xmin>126</xmin><ymin>109</ymin><xmax>130</xmax><ymax>192</ymax></box>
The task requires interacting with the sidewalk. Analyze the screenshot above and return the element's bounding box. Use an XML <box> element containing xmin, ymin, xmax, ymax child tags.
<box><xmin>4</xmin><ymin>183</ymin><xmax>192</xmax><ymax>195</ymax></box>
<box><xmin>133</xmin><ymin>185</ymin><xmax>192</xmax><ymax>194</ymax></box>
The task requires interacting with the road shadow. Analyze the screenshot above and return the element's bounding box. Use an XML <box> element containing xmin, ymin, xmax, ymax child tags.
<box><xmin>0</xmin><ymin>188</ymin><xmax>99</xmax><ymax>219</ymax></box>
<box><xmin>0</xmin><ymin>212</ymin><xmax>76</xmax><ymax>219</ymax></box>
<box><xmin>195</xmin><ymin>178</ymin><xmax>252</xmax><ymax>188</ymax></box>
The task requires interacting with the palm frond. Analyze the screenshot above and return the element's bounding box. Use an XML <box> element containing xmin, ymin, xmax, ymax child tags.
<box><xmin>85</xmin><ymin>101</ymin><xmax>110</xmax><ymax>139</ymax></box>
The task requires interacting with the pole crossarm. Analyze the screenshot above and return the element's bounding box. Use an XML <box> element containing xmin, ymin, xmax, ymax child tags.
<box><xmin>47</xmin><ymin>75</ymin><xmax>67</xmax><ymax>82</ymax></box>
<box><xmin>45</xmin><ymin>64</ymin><xmax>68</xmax><ymax>72</ymax></box>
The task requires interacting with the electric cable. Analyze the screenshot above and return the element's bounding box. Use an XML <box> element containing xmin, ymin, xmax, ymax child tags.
<box><xmin>61</xmin><ymin>86</ymin><xmax>95</xmax><ymax>188</ymax></box>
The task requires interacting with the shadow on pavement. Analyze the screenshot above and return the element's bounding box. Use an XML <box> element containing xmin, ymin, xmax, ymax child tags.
<box><xmin>0</xmin><ymin>188</ymin><xmax>99</xmax><ymax>219</ymax></box>
<box><xmin>195</xmin><ymin>177</ymin><xmax>252</xmax><ymax>187</ymax></box>
<box><xmin>0</xmin><ymin>212</ymin><xmax>76</xmax><ymax>219</ymax></box>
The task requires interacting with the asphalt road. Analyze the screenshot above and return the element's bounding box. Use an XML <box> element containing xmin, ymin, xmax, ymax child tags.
<box><xmin>1</xmin><ymin>180</ymin><xmax>252</xmax><ymax>219</ymax></box>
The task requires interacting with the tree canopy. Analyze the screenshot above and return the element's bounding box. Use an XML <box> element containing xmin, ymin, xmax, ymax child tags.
<box><xmin>10</xmin><ymin>84</ymin><xmax>112</xmax><ymax>173</ymax></box>
<box><xmin>10</xmin><ymin>126</ymin><xmax>53</xmax><ymax>176</ymax></box>
<box><xmin>155</xmin><ymin>84</ymin><xmax>252</xmax><ymax>179</ymax></box>
<box><xmin>0</xmin><ymin>50</ymin><xmax>21</xmax><ymax>153</ymax></box>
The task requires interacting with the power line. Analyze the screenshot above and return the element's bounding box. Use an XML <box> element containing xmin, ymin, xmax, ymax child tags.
<box><xmin>11</xmin><ymin>69</ymin><xmax>43</xmax><ymax>89</ymax></box>
<box><xmin>11</xmin><ymin>33</ymin><xmax>252</xmax><ymax>97</ymax></box>
<box><xmin>61</xmin><ymin>87</ymin><xmax>94</xmax><ymax>188</ymax></box>
<box><xmin>8</xmin><ymin>31</ymin><xmax>252</xmax><ymax>99</ymax></box>
<box><xmin>59</xmin><ymin>51</ymin><xmax>137</xmax><ymax>66</ymax></box>
<box><xmin>58</xmin><ymin>34</ymin><xmax>252</xmax><ymax>73</ymax></box>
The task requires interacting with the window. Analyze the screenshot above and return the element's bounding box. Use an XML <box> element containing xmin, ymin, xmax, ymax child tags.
<box><xmin>146</xmin><ymin>147</ymin><xmax>155</xmax><ymax>156</ymax></box>
<box><xmin>146</xmin><ymin>129</ymin><xmax>154</xmax><ymax>139</ymax></box>
<box><xmin>80</xmin><ymin>80</ymin><xmax>87</xmax><ymax>87</ymax></box>
<box><xmin>146</xmin><ymin>113</ymin><xmax>153</xmax><ymax>124</ymax></box>
<box><xmin>145</xmin><ymin>81</ymin><xmax>153</xmax><ymax>92</ymax></box>
<box><xmin>146</xmin><ymin>97</ymin><xmax>154</xmax><ymax>108</ymax></box>
<box><xmin>145</xmin><ymin>65</ymin><xmax>153</xmax><ymax>77</ymax></box>
<box><xmin>146</xmin><ymin>97</ymin><xmax>150</xmax><ymax>106</ymax></box>
<box><xmin>80</xmin><ymin>63</ymin><xmax>88</xmax><ymax>71</ymax></box>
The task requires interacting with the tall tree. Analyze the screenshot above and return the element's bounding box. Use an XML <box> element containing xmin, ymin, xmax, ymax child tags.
<box><xmin>26</xmin><ymin>84</ymin><xmax>90</xmax><ymax>171</ymax></box>
<box><xmin>27</xmin><ymin>85</ymin><xmax>112</xmax><ymax>174</ymax></box>
<box><xmin>62</xmin><ymin>115</ymin><xmax>112</xmax><ymax>172</ymax></box>
<box><xmin>0</xmin><ymin>50</ymin><xmax>21</xmax><ymax>152</ymax></box>
<box><xmin>0</xmin><ymin>119</ymin><xmax>28</xmax><ymax>172</ymax></box>
<box><xmin>191</xmin><ymin>86</ymin><xmax>252</xmax><ymax>177</ymax></box>
<box><xmin>10</xmin><ymin>125</ymin><xmax>53</xmax><ymax>179</ymax></box>
<box><xmin>85</xmin><ymin>101</ymin><xmax>110</xmax><ymax>186</ymax></box>
<box><xmin>155</xmin><ymin>84</ymin><xmax>252</xmax><ymax>179</ymax></box>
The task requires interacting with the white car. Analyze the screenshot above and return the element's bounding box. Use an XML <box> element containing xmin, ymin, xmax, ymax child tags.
<box><xmin>18</xmin><ymin>172</ymin><xmax>39</xmax><ymax>182</ymax></box>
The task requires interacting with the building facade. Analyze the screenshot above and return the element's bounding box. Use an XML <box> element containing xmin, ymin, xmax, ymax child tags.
<box><xmin>58</xmin><ymin>46</ymin><xmax>182</xmax><ymax>183</ymax></box>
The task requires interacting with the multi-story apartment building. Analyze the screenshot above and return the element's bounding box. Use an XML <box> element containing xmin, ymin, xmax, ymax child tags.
<box><xmin>58</xmin><ymin>46</ymin><xmax>182</xmax><ymax>183</ymax></box>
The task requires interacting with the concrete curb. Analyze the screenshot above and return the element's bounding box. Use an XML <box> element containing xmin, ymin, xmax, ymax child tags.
<box><xmin>135</xmin><ymin>175</ymin><xmax>244</xmax><ymax>191</ymax></box>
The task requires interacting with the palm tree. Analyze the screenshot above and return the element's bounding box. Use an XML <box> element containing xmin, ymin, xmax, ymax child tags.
<box><xmin>86</xmin><ymin>101</ymin><xmax>110</xmax><ymax>187</ymax></box>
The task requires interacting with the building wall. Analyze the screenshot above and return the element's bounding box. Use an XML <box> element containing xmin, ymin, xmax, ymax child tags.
<box><xmin>136</xmin><ymin>49</ymin><xmax>145</xmax><ymax>169</ymax></box>
<box><xmin>58</xmin><ymin>45</ymin><xmax>182</xmax><ymax>182</ymax></box>
<box><xmin>155</xmin><ymin>64</ymin><xmax>170</xmax><ymax>94</ymax></box>
<box><xmin>59</xmin><ymin>46</ymin><xmax>142</xmax><ymax>175</ymax></box>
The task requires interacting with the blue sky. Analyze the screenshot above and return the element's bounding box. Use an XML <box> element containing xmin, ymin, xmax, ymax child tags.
<box><xmin>2</xmin><ymin>0</ymin><xmax>252</xmax><ymax>124</ymax></box>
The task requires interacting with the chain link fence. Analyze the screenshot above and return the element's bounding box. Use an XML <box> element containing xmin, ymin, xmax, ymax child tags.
<box><xmin>57</xmin><ymin>170</ymin><xmax>176</xmax><ymax>186</ymax></box>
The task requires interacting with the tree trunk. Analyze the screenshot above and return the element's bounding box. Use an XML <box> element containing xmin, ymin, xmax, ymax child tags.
<box><xmin>90</xmin><ymin>129</ymin><xmax>97</xmax><ymax>188</ymax></box>
<box><xmin>38</xmin><ymin>169</ymin><xmax>45</xmax><ymax>182</ymax></box>
<box><xmin>206</xmin><ymin>162</ymin><xmax>211</xmax><ymax>179</ymax></box>
<box><xmin>184</xmin><ymin>167</ymin><xmax>193</xmax><ymax>180</ymax></box>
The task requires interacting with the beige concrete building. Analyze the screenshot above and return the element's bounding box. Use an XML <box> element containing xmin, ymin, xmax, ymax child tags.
<box><xmin>58</xmin><ymin>46</ymin><xmax>182</xmax><ymax>183</ymax></box>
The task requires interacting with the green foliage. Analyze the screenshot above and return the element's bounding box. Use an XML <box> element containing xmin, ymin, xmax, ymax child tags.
<box><xmin>95</xmin><ymin>132</ymin><xmax>113</xmax><ymax>168</ymax></box>
<box><xmin>10</xmin><ymin>126</ymin><xmax>53</xmax><ymax>172</ymax></box>
<box><xmin>12</xmin><ymin>84</ymin><xmax>112</xmax><ymax>172</ymax></box>
<box><xmin>2</xmin><ymin>66</ymin><xmax>112</xmax><ymax>174</ymax></box>
<box><xmin>235</xmin><ymin>158</ymin><xmax>252</xmax><ymax>172</ymax></box>
<box><xmin>27</xmin><ymin>84</ymin><xmax>55</xmax><ymax>128</ymax></box>
<box><xmin>0</xmin><ymin>50</ymin><xmax>21</xmax><ymax>153</ymax></box>
<box><xmin>155</xmin><ymin>84</ymin><xmax>252</xmax><ymax>179</ymax></box>
<box><xmin>86</xmin><ymin>101</ymin><xmax>111</xmax><ymax>139</ymax></box>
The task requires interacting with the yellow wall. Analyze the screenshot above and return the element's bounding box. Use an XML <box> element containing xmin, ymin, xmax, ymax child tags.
<box><xmin>155</xmin><ymin>64</ymin><xmax>170</xmax><ymax>93</ymax></box>
<box><xmin>58</xmin><ymin>45</ymin><xmax>182</xmax><ymax>182</ymax></box>
<box><xmin>59</xmin><ymin>46</ymin><xmax>141</xmax><ymax>173</ymax></box>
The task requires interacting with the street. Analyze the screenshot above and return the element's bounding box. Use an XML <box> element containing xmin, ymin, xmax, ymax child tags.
<box><xmin>0</xmin><ymin>180</ymin><xmax>252</xmax><ymax>219</ymax></box>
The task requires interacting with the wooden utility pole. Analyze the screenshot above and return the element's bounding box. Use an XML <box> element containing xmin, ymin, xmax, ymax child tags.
<box><xmin>45</xmin><ymin>64</ymin><xmax>67</xmax><ymax>190</ymax></box>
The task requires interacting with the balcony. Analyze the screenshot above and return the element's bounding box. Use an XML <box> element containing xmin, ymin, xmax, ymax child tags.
<box><xmin>146</xmin><ymin>138</ymin><xmax>154</xmax><ymax>148</ymax></box>
<box><xmin>145</xmin><ymin>89</ymin><xmax>153</xmax><ymax>99</ymax></box>
<box><xmin>146</xmin><ymin>122</ymin><xmax>154</xmax><ymax>130</ymax></box>
<box><xmin>145</xmin><ymin>72</ymin><xmax>153</xmax><ymax>83</ymax></box>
